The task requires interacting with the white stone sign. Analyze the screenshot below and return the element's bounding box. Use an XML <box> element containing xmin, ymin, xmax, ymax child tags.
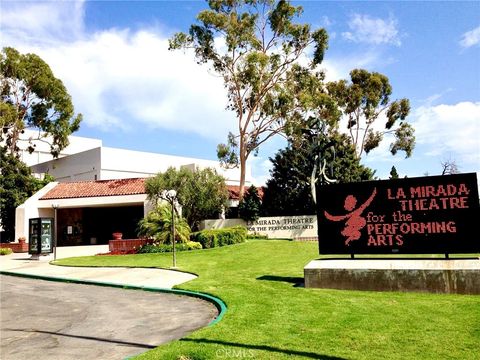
<box><xmin>247</xmin><ymin>216</ymin><xmax>317</xmax><ymax>240</ymax></box>
<box><xmin>201</xmin><ymin>215</ymin><xmax>318</xmax><ymax>240</ymax></box>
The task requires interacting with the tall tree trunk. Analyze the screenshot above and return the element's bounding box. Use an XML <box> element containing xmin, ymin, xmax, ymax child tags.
<box><xmin>239</xmin><ymin>135</ymin><xmax>247</xmax><ymax>201</ymax></box>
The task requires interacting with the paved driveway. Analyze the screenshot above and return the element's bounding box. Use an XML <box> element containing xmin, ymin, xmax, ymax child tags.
<box><xmin>0</xmin><ymin>275</ymin><xmax>217</xmax><ymax>360</ymax></box>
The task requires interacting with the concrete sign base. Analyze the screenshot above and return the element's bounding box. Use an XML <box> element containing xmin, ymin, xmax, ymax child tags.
<box><xmin>304</xmin><ymin>258</ymin><xmax>480</xmax><ymax>294</ymax></box>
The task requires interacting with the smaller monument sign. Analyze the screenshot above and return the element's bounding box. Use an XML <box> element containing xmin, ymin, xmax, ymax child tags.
<box><xmin>316</xmin><ymin>173</ymin><xmax>479</xmax><ymax>254</ymax></box>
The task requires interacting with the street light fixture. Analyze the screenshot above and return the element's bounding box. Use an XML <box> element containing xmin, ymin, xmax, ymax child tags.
<box><xmin>52</xmin><ymin>203</ymin><xmax>59</xmax><ymax>260</ymax></box>
<box><xmin>164</xmin><ymin>190</ymin><xmax>177</xmax><ymax>268</ymax></box>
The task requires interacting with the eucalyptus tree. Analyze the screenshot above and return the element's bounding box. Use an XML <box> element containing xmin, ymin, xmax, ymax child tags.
<box><xmin>326</xmin><ymin>69</ymin><xmax>415</xmax><ymax>159</ymax></box>
<box><xmin>0</xmin><ymin>47</ymin><xmax>82</xmax><ymax>157</ymax></box>
<box><xmin>0</xmin><ymin>148</ymin><xmax>53</xmax><ymax>241</ymax></box>
<box><xmin>169</xmin><ymin>0</ymin><xmax>329</xmax><ymax>199</ymax></box>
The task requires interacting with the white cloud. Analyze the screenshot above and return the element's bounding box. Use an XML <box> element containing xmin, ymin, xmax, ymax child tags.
<box><xmin>412</xmin><ymin>101</ymin><xmax>480</xmax><ymax>167</ymax></box>
<box><xmin>321</xmin><ymin>51</ymin><xmax>383</xmax><ymax>81</ymax></box>
<box><xmin>248</xmin><ymin>136</ymin><xmax>287</xmax><ymax>186</ymax></box>
<box><xmin>319</xmin><ymin>16</ymin><xmax>333</xmax><ymax>28</ymax></box>
<box><xmin>460</xmin><ymin>25</ymin><xmax>480</xmax><ymax>48</ymax></box>
<box><xmin>0</xmin><ymin>0</ymin><xmax>85</xmax><ymax>45</ymax></box>
<box><xmin>0</xmin><ymin>1</ymin><xmax>236</xmax><ymax>141</ymax></box>
<box><xmin>356</xmin><ymin>102</ymin><xmax>480</xmax><ymax>179</ymax></box>
<box><xmin>342</xmin><ymin>14</ymin><xmax>401</xmax><ymax>46</ymax></box>
<box><xmin>248</xmin><ymin>157</ymin><xmax>273</xmax><ymax>186</ymax></box>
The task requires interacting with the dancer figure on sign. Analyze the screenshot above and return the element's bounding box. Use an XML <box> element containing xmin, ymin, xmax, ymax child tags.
<box><xmin>324</xmin><ymin>188</ymin><xmax>377</xmax><ymax>245</ymax></box>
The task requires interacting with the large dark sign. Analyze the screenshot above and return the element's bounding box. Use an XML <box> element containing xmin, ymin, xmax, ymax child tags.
<box><xmin>316</xmin><ymin>173</ymin><xmax>479</xmax><ymax>254</ymax></box>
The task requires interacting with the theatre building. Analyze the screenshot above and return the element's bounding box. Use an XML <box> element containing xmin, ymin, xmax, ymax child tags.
<box><xmin>9</xmin><ymin>132</ymin><xmax>254</xmax><ymax>246</ymax></box>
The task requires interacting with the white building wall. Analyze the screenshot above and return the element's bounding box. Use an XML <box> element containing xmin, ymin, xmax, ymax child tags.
<box><xmin>100</xmin><ymin>147</ymin><xmax>252</xmax><ymax>185</ymax></box>
<box><xmin>17</xmin><ymin>130</ymin><xmax>102</xmax><ymax>167</ymax></box>
<box><xmin>100</xmin><ymin>170</ymin><xmax>155</xmax><ymax>180</ymax></box>
<box><xmin>29</xmin><ymin>145</ymin><xmax>253</xmax><ymax>185</ymax></box>
<box><xmin>18</xmin><ymin>131</ymin><xmax>253</xmax><ymax>185</ymax></box>
<box><xmin>36</xmin><ymin>194</ymin><xmax>149</xmax><ymax>209</ymax></box>
<box><xmin>15</xmin><ymin>182</ymin><xmax>58</xmax><ymax>241</ymax></box>
<box><xmin>15</xmin><ymin>185</ymin><xmax>152</xmax><ymax>243</ymax></box>
<box><xmin>30</xmin><ymin>147</ymin><xmax>101</xmax><ymax>182</ymax></box>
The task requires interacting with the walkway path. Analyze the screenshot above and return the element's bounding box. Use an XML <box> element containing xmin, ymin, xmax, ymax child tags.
<box><xmin>0</xmin><ymin>246</ymin><xmax>196</xmax><ymax>288</ymax></box>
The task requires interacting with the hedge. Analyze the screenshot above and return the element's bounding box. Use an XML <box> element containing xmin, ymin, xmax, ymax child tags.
<box><xmin>0</xmin><ymin>248</ymin><xmax>13</xmax><ymax>255</ymax></box>
<box><xmin>190</xmin><ymin>226</ymin><xmax>247</xmax><ymax>249</ymax></box>
<box><xmin>137</xmin><ymin>241</ymin><xmax>202</xmax><ymax>254</ymax></box>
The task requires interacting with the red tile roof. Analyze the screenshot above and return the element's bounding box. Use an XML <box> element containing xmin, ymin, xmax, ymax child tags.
<box><xmin>227</xmin><ymin>185</ymin><xmax>264</xmax><ymax>201</ymax></box>
<box><xmin>41</xmin><ymin>178</ymin><xmax>262</xmax><ymax>201</ymax></box>
<box><xmin>41</xmin><ymin>178</ymin><xmax>147</xmax><ymax>199</ymax></box>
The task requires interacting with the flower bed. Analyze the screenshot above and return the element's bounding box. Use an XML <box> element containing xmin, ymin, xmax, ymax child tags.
<box><xmin>96</xmin><ymin>249</ymin><xmax>138</xmax><ymax>256</ymax></box>
<box><xmin>0</xmin><ymin>241</ymin><xmax>28</xmax><ymax>253</ymax></box>
<box><xmin>108</xmin><ymin>238</ymin><xmax>152</xmax><ymax>253</ymax></box>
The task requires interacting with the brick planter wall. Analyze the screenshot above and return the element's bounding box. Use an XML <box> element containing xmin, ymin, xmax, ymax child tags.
<box><xmin>109</xmin><ymin>239</ymin><xmax>152</xmax><ymax>253</ymax></box>
<box><xmin>293</xmin><ymin>236</ymin><xmax>318</xmax><ymax>242</ymax></box>
<box><xmin>0</xmin><ymin>241</ymin><xmax>28</xmax><ymax>253</ymax></box>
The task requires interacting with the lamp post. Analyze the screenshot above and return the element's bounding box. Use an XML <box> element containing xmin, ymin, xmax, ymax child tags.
<box><xmin>165</xmin><ymin>190</ymin><xmax>177</xmax><ymax>268</ymax></box>
<box><xmin>52</xmin><ymin>203</ymin><xmax>59</xmax><ymax>260</ymax></box>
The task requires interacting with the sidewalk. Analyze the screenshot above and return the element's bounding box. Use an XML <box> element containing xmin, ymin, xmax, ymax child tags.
<box><xmin>0</xmin><ymin>246</ymin><xmax>197</xmax><ymax>289</ymax></box>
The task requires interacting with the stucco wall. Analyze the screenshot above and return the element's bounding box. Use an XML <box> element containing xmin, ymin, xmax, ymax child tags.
<box><xmin>201</xmin><ymin>218</ymin><xmax>246</xmax><ymax>230</ymax></box>
<box><xmin>201</xmin><ymin>215</ymin><xmax>318</xmax><ymax>240</ymax></box>
<box><xmin>29</xmin><ymin>145</ymin><xmax>253</xmax><ymax>185</ymax></box>
<box><xmin>100</xmin><ymin>147</ymin><xmax>252</xmax><ymax>185</ymax></box>
<box><xmin>30</xmin><ymin>147</ymin><xmax>101</xmax><ymax>182</ymax></box>
<box><xmin>15</xmin><ymin>183</ymin><xmax>153</xmax><ymax>243</ymax></box>
<box><xmin>15</xmin><ymin>182</ymin><xmax>58</xmax><ymax>241</ymax></box>
<box><xmin>17</xmin><ymin>130</ymin><xmax>102</xmax><ymax>167</ymax></box>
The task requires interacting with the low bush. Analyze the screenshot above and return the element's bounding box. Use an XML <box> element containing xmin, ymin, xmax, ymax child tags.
<box><xmin>137</xmin><ymin>241</ymin><xmax>203</xmax><ymax>254</ymax></box>
<box><xmin>185</xmin><ymin>241</ymin><xmax>203</xmax><ymax>250</ymax></box>
<box><xmin>0</xmin><ymin>248</ymin><xmax>13</xmax><ymax>255</ymax></box>
<box><xmin>190</xmin><ymin>226</ymin><xmax>247</xmax><ymax>249</ymax></box>
<box><xmin>248</xmin><ymin>233</ymin><xmax>269</xmax><ymax>239</ymax></box>
<box><xmin>137</xmin><ymin>244</ymin><xmax>171</xmax><ymax>254</ymax></box>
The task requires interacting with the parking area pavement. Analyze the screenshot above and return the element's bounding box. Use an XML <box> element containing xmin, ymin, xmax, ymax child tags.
<box><xmin>0</xmin><ymin>248</ymin><xmax>197</xmax><ymax>289</ymax></box>
<box><xmin>0</xmin><ymin>275</ymin><xmax>218</xmax><ymax>360</ymax></box>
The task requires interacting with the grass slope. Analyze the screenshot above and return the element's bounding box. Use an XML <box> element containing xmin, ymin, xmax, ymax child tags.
<box><xmin>56</xmin><ymin>241</ymin><xmax>480</xmax><ymax>360</ymax></box>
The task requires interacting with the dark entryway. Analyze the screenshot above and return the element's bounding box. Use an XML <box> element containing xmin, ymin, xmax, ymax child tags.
<box><xmin>57</xmin><ymin>206</ymin><xmax>144</xmax><ymax>246</ymax></box>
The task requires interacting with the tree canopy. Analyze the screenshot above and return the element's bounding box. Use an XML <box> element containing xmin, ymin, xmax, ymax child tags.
<box><xmin>262</xmin><ymin>131</ymin><xmax>374</xmax><ymax>216</ymax></box>
<box><xmin>0</xmin><ymin>147</ymin><xmax>53</xmax><ymax>241</ymax></box>
<box><xmin>441</xmin><ymin>159</ymin><xmax>460</xmax><ymax>175</ymax></box>
<box><xmin>238</xmin><ymin>185</ymin><xmax>262</xmax><ymax>222</ymax></box>
<box><xmin>145</xmin><ymin>167</ymin><xmax>229</xmax><ymax>231</ymax></box>
<box><xmin>326</xmin><ymin>69</ymin><xmax>414</xmax><ymax>159</ymax></box>
<box><xmin>169</xmin><ymin>0</ymin><xmax>329</xmax><ymax>199</ymax></box>
<box><xmin>389</xmin><ymin>165</ymin><xmax>399</xmax><ymax>179</ymax></box>
<box><xmin>0</xmin><ymin>47</ymin><xmax>82</xmax><ymax>157</ymax></box>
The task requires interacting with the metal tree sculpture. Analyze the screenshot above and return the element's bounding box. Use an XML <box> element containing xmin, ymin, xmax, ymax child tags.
<box><xmin>301</xmin><ymin>120</ymin><xmax>337</xmax><ymax>205</ymax></box>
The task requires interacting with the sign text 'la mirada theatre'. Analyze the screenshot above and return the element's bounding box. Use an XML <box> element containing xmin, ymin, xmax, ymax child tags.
<box><xmin>316</xmin><ymin>173</ymin><xmax>479</xmax><ymax>254</ymax></box>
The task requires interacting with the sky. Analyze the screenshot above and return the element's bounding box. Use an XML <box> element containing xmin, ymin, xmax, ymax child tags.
<box><xmin>1</xmin><ymin>0</ymin><xmax>479</xmax><ymax>185</ymax></box>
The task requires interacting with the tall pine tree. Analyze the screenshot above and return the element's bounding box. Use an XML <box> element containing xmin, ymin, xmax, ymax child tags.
<box><xmin>262</xmin><ymin>132</ymin><xmax>374</xmax><ymax>216</ymax></box>
<box><xmin>238</xmin><ymin>185</ymin><xmax>262</xmax><ymax>222</ymax></box>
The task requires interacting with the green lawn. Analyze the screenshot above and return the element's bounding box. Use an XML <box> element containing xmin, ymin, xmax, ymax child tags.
<box><xmin>55</xmin><ymin>241</ymin><xmax>480</xmax><ymax>360</ymax></box>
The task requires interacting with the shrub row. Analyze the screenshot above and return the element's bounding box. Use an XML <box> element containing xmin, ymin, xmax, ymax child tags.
<box><xmin>0</xmin><ymin>248</ymin><xmax>13</xmax><ymax>255</ymax></box>
<box><xmin>137</xmin><ymin>241</ymin><xmax>202</xmax><ymax>254</ymax></box>
<box><xmin>190</xmin><ymin>226</ymin><xmax>247</xmax><ymax>249</ymax></box>
<box><xmin>248</xmin><ymin>233</ymin><xmax>269</xmax><ymax>239</ymax></box>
